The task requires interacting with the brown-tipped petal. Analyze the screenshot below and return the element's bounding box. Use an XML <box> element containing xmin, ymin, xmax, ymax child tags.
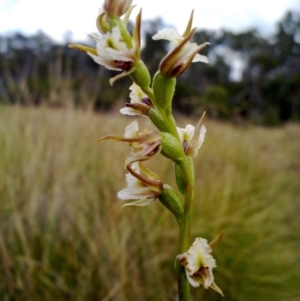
<box><xmin>209</xmin><ymin>231</ymin><xmax>224</xmax><ymax>249</ymax></box>
<box><xmin>121</xmin><ymin>103</ymin><xmax>150</xmax><ymax>116</ymax></box>
<box><xmin>123</xmin><ymin>5</ymin><xmax>136</xmax><ymax>26</ymax></box>
<box><xmin>121</xmin><ymin>198</ymin><xmax>156</xmax><ymax>207</ymax></box>
<box><xmin>195</xmin><ymin>41</ymin><xmax>210</xmax><ymax>53</ymax></box>
<box><xmin>68</xmin><ymin>44</ymin><xmax>97</xmax><ymax>56</ymax></box>
<box><xmin>192</xmin><ymin>111</ymin><xmax>206</xmax><ymax>149</ymax></box>
<box><xmin>139</xmin><ymin>163</ymin><xmax>161</xmax><ymax>180</ymax></box>
<box><xmin>124</xmin><ymin>142</ymin><xmax>162</xmax><ymax>167</ymax></box>
<box><xmin>96</xmin><ymin>12</ymin><xmax>110</xmax><ymax>34</ymax></box>
<box><xmin>124</xmin><ymin>155</ymin><xmax>153</xmax><ymax>167</ymax></box>
<box><xmin>182</xmin><ymin>10</ymin><xmax>194</xmax><ymax>38</ymax></box>
<box><xmin>133</xmin><ymin>9</ymin><xmax>142</xmax><ymax>59</ymax></box>
<box><xmin>127</xmin><ymin>164</ymin><xmax>163</xmax><ymax>193</ymax></box>
<box><xmin>96</xmin><ymin>134</ymin><xmax>126</xmax><ymax>143</ymax></box>
<box><xmin>196</xmin><ymin>111</ymin><xmax>206</xmax><ymax>131</ymax></box>
<box><xmin>174</xmin><ymin>52</ymin><xmax>196</xmax><ymax>77</ymax></box>
<box><xmin>159</xmin><ymin>28</ymin><xmax>196</xmax><ymax>76</ymax></box>
<box><xmin>210</xmin><ymin>281</ymin><xmax>224</xmax><ymax>297</ymax></box>
<box><xmin>96</xmin><ymin>133</ymin><xmax>155</xmax><ymax>143</ymax></box>
<box><xmin>109</xmin><ymin>66</ymin><xmax>135</xmax><ymax>86</ymax></box>
<box><xmin>103</xmin><ymin>0</ymin><xmax>133</xmax><ymax>18</ymax></box>
<box><xmin>175</xmin><ymin>42</ymin><xmax>208</xmax><ymax>77</ymax></box>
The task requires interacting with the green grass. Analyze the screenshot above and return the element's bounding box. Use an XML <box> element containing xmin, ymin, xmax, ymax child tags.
<box><xmin>0</xmin><ymin>106</ymin><xmax>299</xmax><ymax>301</ymax></box>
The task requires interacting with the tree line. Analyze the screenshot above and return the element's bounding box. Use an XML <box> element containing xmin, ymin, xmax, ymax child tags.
<box><xmin>0</xmin><ymin>10</ymin><xmax>299</xmax><ymax>124</ymax></box>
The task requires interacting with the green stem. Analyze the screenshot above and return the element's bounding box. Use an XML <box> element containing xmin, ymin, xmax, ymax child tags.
<box><xmin>178</xmin><ymin>157</ymin><xmax>195</xmax><ymax>301</ymax></box>
<box><xmin>165</xmin><ymin>109</ymin><xmax>180</xmax><ymax>140</ymax></box>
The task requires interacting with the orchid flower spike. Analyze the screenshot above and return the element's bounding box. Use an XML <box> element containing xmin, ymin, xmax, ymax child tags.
<box><xmin>96</xmin><ymin>120</ymin><xmax>162</xmax><ymax>166</ymax></box>
<box><xmin>120</xmin><ymin>83</ymin><xmax>152</xmax><ymax>116</ymax></box>
<box><xmin>118</xmin><ymin>162</ymin><xmax>163</xmax><ymax>207</ymax></box>
<box><xmin>177</xmin><ymin>237</ymin><xmax>224</xmax><ymax>296</ymax></box>
<box><xmin>152</xmin><ymin>10</ymin><xmax>209</xmax><ymax>77</ymax></box>
<box><xmin>177</xmin><ymin>112</ymin><xmax>206</xmax><ymax>158</ymax></box>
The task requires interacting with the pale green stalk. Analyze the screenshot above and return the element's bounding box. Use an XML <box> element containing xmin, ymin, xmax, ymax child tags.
<box><xmin>178</xmin><ymin>157</ymin><xmax>195</xmax><ymax>301</ymax></box>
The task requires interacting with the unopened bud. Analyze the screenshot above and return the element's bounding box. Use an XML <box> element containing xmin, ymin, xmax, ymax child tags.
<box><xmin>103</xmin><ymin>0</ymin><xmax>133</xmax><ymax>18</ymax></box>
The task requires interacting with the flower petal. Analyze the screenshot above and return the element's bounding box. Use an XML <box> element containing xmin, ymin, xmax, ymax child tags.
<box><xmin>152</xmin><ymin>28</ymin><xmax>182</xmax><ymax>41</ymax></box>
<box><xmin>124</xmin><ymin>120</ymin><xmax>139</xmax><ymax>138</ymax></box>
<box><xmin>121</xmin><ymin>198</ymin><xmax>156</xmax><ymax>207</ymax></box>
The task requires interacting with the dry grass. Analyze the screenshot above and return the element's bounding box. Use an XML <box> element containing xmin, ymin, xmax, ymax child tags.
<box><xmin>0</xmin><ymin>106</ymin><xmax>299</xmax><ymax>301</ymax></box>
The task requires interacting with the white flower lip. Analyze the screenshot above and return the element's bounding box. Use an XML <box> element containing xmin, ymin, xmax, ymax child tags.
<box><xmin>177</xmin><ymin>124</ymin><xmax>195</xmax><ymax>145</ymax></box>
<box><xmin>152</xmin><ymin>28</ymin><xmax>182</xmax><ymax>42</ymax></box>
<box><xmin>124</xmin><ymin>120</ymin><xmax>139</xmax><ymax>138</ymax></box>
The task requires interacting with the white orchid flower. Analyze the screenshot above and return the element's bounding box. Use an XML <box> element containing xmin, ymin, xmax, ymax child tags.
<box><xmin>88</xmin><ymin>26</ymin><xmax>135</xmax><ymax>69</ymax></box>
<box><xmin>177</xmin><ymin>237</ymin><xmax>223</xmax><ymax>296</ymax></box>
<box><xmin>152</xmin><ymin>11</ymin><xmax>209</xmax><ymax>77</ymax></box>
<box><xmin>118</xmin><ymin>162</ymin><xmax>163</xmax><ymax>207</ymax></box>
<box><xmin>96</xmin><ymin>120</ymin><xmax>161</xmax><ymax>166</ymax></box>
<box><xmin>153</xmin><ymin>28</ymin><xmax>209</xmax><ymax>65</ymax></box>
<box><xmin>120</xmin><ymin>83</ymin><xmax>152</xmax><ymax>116</ymax></box>
<box><xmin>69</xmin><ymin>10</ymin><xmax>141</xmax><ymax>85</ymax></box>
<box><xmin>176</xmin><ymin>112</ymin><xmax>206</xmax><ymax>158</ymax></box>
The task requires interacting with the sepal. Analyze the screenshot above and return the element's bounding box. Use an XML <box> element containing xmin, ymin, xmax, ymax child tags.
<box><xmin>96</xmin><ymin>12</ymin><xmax>110</xmax><ymax>34</ymax></box>
<box><xmin>68</xmin><ymin>44</ymin><xmax>97</xmax><ymax>55</ymax></box>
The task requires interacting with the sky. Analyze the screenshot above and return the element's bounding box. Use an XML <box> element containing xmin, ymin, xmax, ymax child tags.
<box><xmin>1</xmin><ymin>0</ymin><xmax>300</xmax><ymax>43</ymax></box>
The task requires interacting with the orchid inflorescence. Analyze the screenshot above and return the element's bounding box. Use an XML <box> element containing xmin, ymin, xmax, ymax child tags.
<box><xmin>70</xmin><ymin>0</ymin><xmax>223</xmax><ymax>299</ymax></box>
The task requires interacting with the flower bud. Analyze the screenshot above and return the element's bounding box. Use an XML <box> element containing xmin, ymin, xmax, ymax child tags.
<box><xmin>103</xmin><ymin>0</ymin><xmax>133</xmax><ymax>18</ymax></box>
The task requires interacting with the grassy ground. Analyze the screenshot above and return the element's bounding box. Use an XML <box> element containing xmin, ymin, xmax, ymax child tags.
<box><xmin>0</xmin><ymin>106</ymin><xmax>299</xmax><ymax>301</ymax></box>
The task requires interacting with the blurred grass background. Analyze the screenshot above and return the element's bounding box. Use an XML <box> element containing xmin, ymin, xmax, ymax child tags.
<box><xmin>0</xmin><ymin>105</ymin><xmax>299</xmax><ymax>301</ymax></box>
